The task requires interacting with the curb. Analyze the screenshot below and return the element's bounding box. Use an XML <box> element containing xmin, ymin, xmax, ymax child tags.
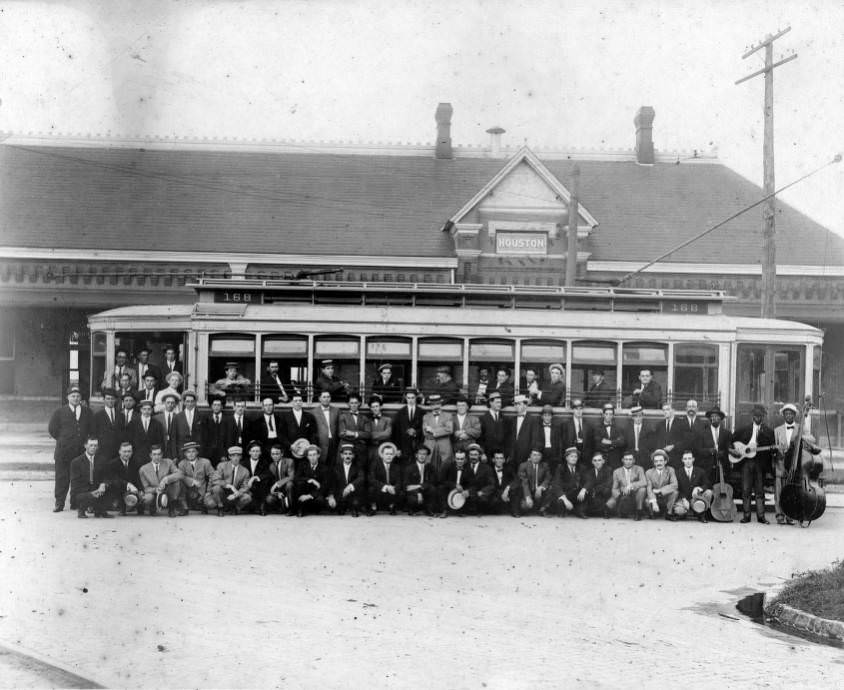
<box><xmin>763</xmin><ymin>583</ymin><xmax>844</xmax><ymax>642</ymax></box>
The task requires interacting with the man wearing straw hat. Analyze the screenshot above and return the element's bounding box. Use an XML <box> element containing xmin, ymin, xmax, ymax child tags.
<box><xmin>176</xmin><ymin>441</ymin><xmax>216</xmax><ymax>515</ymax></box>
<box><xmin>674</xmin><ymin>450</ymin><xmax>713</xmax><ymax>523</ymax></box>
<box><xmin>211</xmin><ymin>445</ymin><xmax>253</xmax><ymax>516</ymax></box>
<box><xmin>367</xmin><ymin>441</ymin><xmax>403</xmax><ymax>516</ymax></box>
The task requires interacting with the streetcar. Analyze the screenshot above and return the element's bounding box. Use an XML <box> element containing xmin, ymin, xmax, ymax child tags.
<box><xmin>86</xmin><ymin>278</ymin><xmax>823</xmax><ymax>428</ymax></box>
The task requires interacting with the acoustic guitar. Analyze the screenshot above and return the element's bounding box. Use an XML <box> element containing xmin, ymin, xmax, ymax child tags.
<box><xmin>727</xmin><ymin>441</ymin><xmax>777</xmax><ymax>463</ymax></box>
<box><xmin>710</xmin><ymin>460</ymin><xmax>736</xmax><ymax>522</ymax></box>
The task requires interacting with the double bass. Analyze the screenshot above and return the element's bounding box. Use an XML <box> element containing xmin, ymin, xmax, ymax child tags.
<box><xmin>779</xmin><ymin>398</ymin><xmax>826</xmax><ymax>527</ymax></box>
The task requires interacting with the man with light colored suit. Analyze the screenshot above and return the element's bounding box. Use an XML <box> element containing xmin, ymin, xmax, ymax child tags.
<box><xmin>313</xmin><ymin>390</ymin><xmax>340</xmax><ymax>465</ymax></box>
<box><xmin>645</xmin><ymin>449</ymin><xmax>679</xmax><ymax>520</ymax></box>
<box><xmin>451</xmin><ymin>396</ymin><xmax>481</xmax><ymax>455</ymax></box>
<box><xmin>607</xmin><ymin>451</ymin><xmax>647</xmax><ymax>519</ymax></box>
<box><xmin>138</xmin><ymin>445</ymin><xmax>183</xmax><ymax>517</ymax></box>
<box><xmin>422</xmin><ymin>394</ymin><xmax>454</xmax><ymax>475</ymax></box>
<box><xmin>176</xmin><ymin>441</ymin><xmax>216</xmax><ymax>514</ymax></box>
<box><xmin>210</xmin><ymin>445</ymin><xmax>253</xmax><ymax>516</ymax></box>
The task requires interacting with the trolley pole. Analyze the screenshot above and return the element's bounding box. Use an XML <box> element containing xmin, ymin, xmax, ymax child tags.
<box><xmin>565</xmin><ymin>164</ymin><xmax>580</xmax><ymax>286</ymax></box>
<box><xmin>736</xmin><ymin>27</ymin><xmax>797</xmax><ymax>319</ymax></box>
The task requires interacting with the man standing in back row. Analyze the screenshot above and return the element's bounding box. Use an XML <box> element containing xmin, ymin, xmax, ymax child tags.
<box><xmin>49</xmin><ymin>386</ymin><xmax>93</xmax><ymax>512</ymax></box>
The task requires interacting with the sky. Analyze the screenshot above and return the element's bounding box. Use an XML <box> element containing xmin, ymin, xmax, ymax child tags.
<box><xmin>2</xmin><ymin>0</ymin><xmax>843</xmax><ymax>238</ymax></box>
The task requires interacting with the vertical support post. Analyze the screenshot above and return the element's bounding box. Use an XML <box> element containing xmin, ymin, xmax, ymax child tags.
<box><xmin>565</xmin><ymin>165</ymin><xmax>580</xmax><ymax>286</ymax></box>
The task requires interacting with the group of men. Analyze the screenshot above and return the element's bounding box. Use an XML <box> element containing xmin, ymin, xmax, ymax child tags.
<box><xmin>50</xmin><ymin>365</ymin><xmax>818</xmax><ymax>522</ymax></box>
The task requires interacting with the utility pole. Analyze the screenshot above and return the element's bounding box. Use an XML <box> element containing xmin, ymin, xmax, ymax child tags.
<box><xmin>565</xmin><ymin>164</ymin><xmax>580</xmax><ymax>286</ymax></box>
<box><xmin>736</xmin><ymin>27</ymin><xmax>797</xmax><ymax>318</ymax></box>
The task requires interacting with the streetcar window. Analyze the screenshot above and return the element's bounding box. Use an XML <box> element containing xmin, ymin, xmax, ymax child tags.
<box><xmin>90</xmin><ymin>332</ymin><xmax>107</xmax><ymax>398</ymax></box>
<box><xmin>571</xmin><ymin>341</ymin><xmax>617</xmax><ymax>407</ymax></box>
<box><xmin>314</xmin><ymin>337</ymin><xmax>360</xmax><ymax>402</ymax></box>
<box><xmin>469</xmin><ymin>339</ymin><xmax>514</xmax><ymax>406</ymax></box>
<box><xmin>813</xmin><ymin>346</ymin><xmax>821</xmax><ymax>407</ymax></box>
<box><xmin>773</xmin><ymin>350</ymin><xmax>802</xmax><ymax>404</ymax></box>
<box><xmin>520</xmin><ymin>340</ymin><xmax>566</xmax><ymax>405</ymax></box>
<box><xmin>261</xmin><ymin>336</ymin><xmax>308</xmax><ymax>401</ymax></box>
<box><xmin>621</xmin><ymin>342</ymin><xmax>667</xmax><ymax>408</ymax></box>
<box><xmin>364</xmin><ymin>337</ymin><xmax>411</xmax><ymax>403</ymax></box>
<box><xmin>208</xmin><ymin>334</ymin><xmax>256</xmax><ymax>401</ymax></box>
<box><xmin>418</xmin><ymin>338</ymin><xmax>464</xmax><ymax>401</ymax></box>
<box><xmin>115</xmin><ymin>331</ymin><xmax>189</xmax><ymax>391</ymax></box>
<box><xmin>675</xmin><ymin>343</ymin><xmax>719</xmax><ymax>409</ymax></box>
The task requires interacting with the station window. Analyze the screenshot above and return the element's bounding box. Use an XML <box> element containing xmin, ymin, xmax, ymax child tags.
<box><xmin>674</xmin><ymin>343</ymin><xmax>719</xmax><ymax>409</ymax></box>
<box><xmin>364</xmin><ymin>337</ymin><xmax>411</xmax><ymax>403</ymax></box>
<box><xmin>261</xmin><ymin>336</ymin><xmax>308</xmax><ymax>401</ymax></box>
<box><xmin>90</xmin><ymin>332</ymin><xmax>107</xmax><ymax>398</ymax></box>
<box><xmin>418</xmin><ymin>338</ymin><xmax>464</xmax><ymax>402</ymax></box>
<box><xmin>208</xmin><ymin>334</ymin><xmax>256</xmax><ymax>400</ymax></box>
<box><xmin>520</xmin><ymin>340</ymin><xmax>567</xmax><ymax>405</ymax></box>
<box><xmin>313</xmin><ymin>337</ymin><xmax>361</xmax><ymax>402</ymax></box>
<box><xmin>773</xmin><ymin>350</ymin><xmax>802</xmax><ymax>404</ymax></box>
<box><xmin>571</xmin><ymin>341</ymin><xmax>617</xmax><ymax>407</ymax></box>
<box><xmin>469</xmin><ymin>339</ymin><xmax>515</xmax><ymax>405</ymax></box>
<box><xmin>621</xmin><ymin>342</ymin><xmax>668</xmax><ymax>408</ymax></box>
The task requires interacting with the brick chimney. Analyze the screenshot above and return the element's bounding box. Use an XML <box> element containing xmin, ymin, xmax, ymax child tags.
<box><xmin>435</xmin><ymin>103</ymin><xmax>454</xmax><ymax>159</ymax></box>
<box><xmin>634</xmin><ymin>106</ymin><xmax>655</xmax><ymax>165</ymax></box>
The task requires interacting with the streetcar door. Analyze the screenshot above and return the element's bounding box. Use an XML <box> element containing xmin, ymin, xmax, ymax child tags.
<box><xmin>735</xmin><ymin>344</ymin><xmax>804</xmax><ymax>427</ymax></box>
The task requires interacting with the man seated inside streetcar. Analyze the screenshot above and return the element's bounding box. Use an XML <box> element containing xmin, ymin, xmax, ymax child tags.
<box><xmin>210</xmin><ymin>361</ymin><xmax>252</xmax><ymax>398</ymax></box>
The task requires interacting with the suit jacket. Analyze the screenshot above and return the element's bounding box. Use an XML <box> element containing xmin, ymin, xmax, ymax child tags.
<box><xmin>203</xmin><ymin>412</ymin><xmax>229</xmax><ymax>465</ymax></box>
<box><xmin>392</xmin><ymin>404</ymin><xmax>425</xmax><ymax>462</ymax></box>
<box><xmin>490</xmin><ymin>464</ymin><xmax>516</xmax><ymax>498</ymax></box>
<box><xmin>69</xmin><ymin>453</ymin><xmax>109</xmax><ymax>496</ymax></box>
<box><xmin>537</xmin><ymin>420</ymin><xmax>565</xmax><ymax>467</ymax></box>
<box><xmin>591</xmin><ymin>421</ymin><xmax>627</xmax><ymax>468</ymax></box>
<box><xmin>623</xmin><ymin>421</ymin><xmax>651</xmax><ymax>468</ymax></box>
<box><xmin>312</xmin><ymin>405</ymin><xmax>341</xmax><ymax>462</ymax></box>
<box><xmin>551</xmin><ymin>462</ymin><xmax>585</xmax><ymax>495</ymax></box>
<box><xmin>422</xmin><ymin>410</ymin><xmax>454</xmax><ymax>471</ymax></box>
<box><xmin>402</xmin><ymin>461</ymin><xmax>438</xmax><ymax>493</ymax></box>
<box><xmin>611</xmin><ymin>465</ymin><xmax>647</xmax><ymax>495</ymax></box>
<box><xmin>330</xmin><ymin>462</ymin><xmax>366</xmax><ymax>498</ymax></box>
<box><xmin>106</xmin><ymin>455</ymin><xmax>143</xmax><ymax>493</ymax></box>
<box><xmin>250</xmin><ymin>412</ymin><xmax>284</xmax><ymax>451</ymax></box>
<box><xmin>368</xmin><ymin>460</ymin><xmax>403</xmax><ymax>496</ymax></box>
<box><xmin>562</xmin><ymin>416</ymin><xmax>590</xmax><ymax>462</ymax></box>
<box><xmin>137</xmin><ymin>385</ymin><xmax>160</xmax><ymax>406</ymax></box>
<box><xmin>676</xmin><ymin>465</ymin><xmax>711</xmax><ymax>500</ymax></box>
<box><xmin>135</xmin><ymin>363</ymin><xmax>162</xmax><ymax>388</ymax></box>
<box><xmin>508</xmin><ymin>415</ymin><xmax>541</xmax><ymax>467</ymax></box>
<box><xmin>269</xmin><ymin>456</ymin><xmax>297</xmax><ymax>492</ymax></box>
<box><xmin>451</xmin><ymin>413</ymin><xmax>482</xmax><ymax>454</ymax></box>
<box><xmin>294</xmin><ymin>461</ymin><xmax>330</xmax><ymax>497</ymax></box>
<box><xmin>581</xmin><ymin>464</ymin><xmax>613</xmax><ymax>496</ymax></box>
<box><xmin>584</xmin><ymin>380</ymin><xmax>613</xmax><ymax>408</ymax></box>
<box><xmin>730</xmin><ymin>422</ymin><xmax>775</xmax><ymax>472</ymax></box>
<box><xmin>338</xmin><ymin>411</ymin><xmax>372</xmax><ymax>459</ymax></box>
<box><xmin>645</xmin><ymin>466</ymin><xmax>678</xmax><ymax>501</ymax></box>
<box><xmin>138</xmin><ymin>458</ymin><xmax>182</xmax><ymax>493</ymax></box>
<box><xmin>634</xmin><ymin>381</ymin><xmax>663</xmax><ymax>409</ymax></box>
<box><xmin>153</xmin><ymin>410</ymin><xmax>180</xmax><ymax>459</ymax></box>
<box><xmin>517</xmin><ymin>460</ymin><xmax>552</xmax><ymax>497</ymax></box>
<box><xmin>48</xmin><ymin>405</ymin><xmax>93</xmax><ymax>462</ymax></box>
<box><xmin>279</xmin><ymin>409</ymin><xmax>318</xmax><ymax>454</ymax></box>
<box><xmin>243</xmin><ymin>456</ymin><xmax>274</xmax><ymax>495</ymax></box>
<box><xmin>697</xmin><ymin>423</ymin><xmax>731</xmax><ymax>474</ymax></box>
<box><xmin>479</xmin><ymin>410</ymin><xmax>508</xmax><ymax>456</ymax></box>
<box><xmin>462</xmin><ymin>460</ymin><xmax>495</xmax><ymax>497</ymax></box>
<box><xmin>177</xmin><ymin>457</ymin><xmax>215</xmax><ymax>496</ymax></box>
<box><xmin>368</xmin><ymin>413</ymin><xmax>393</xmax><ymax>464</ymax></box>
<box><xmin>673</xmin><ymin>415</ymin><xmax>708</xmax><ymax>463</ymax></box>
<box><xmin>370</xmin><ymin>376</ymin><xmax>401</xmax><ymax>403</ymax></box>
<box><xmin>489</xmin><ymin>381</ymin><xmax>514</xmax><ymax>407</ymax></box>
<box><xmin>438</xmin><ymin>461</ymin><xmax>471</xmax><ymax>492</ymax></box>
<box><xmin>93</xmin><ymin>407</ymin><xmax>122</xmax><ymax>461</ymax></box>
<box><xmin>260</xmin><ymin>373</ymin><xmax>290</xmax><ymax>402</ymax></box>
<box><xmin>173</xmin><ymin>409</ymin><xmax>205</xmax><ymax>453</ymax></box>
<box><xmin>223</xmin><ymin>413</ymin><xmax>250</xmax><ymax>450</ymax></box>
<box><xmin>160</xmin><ymin>359</ymin><xmax>183</xmax><ymax>381</ymax></box>
<box><xmin>212</xmin><ymin>461</ymin><xmax>251</xmax><ymax>492</ymax></box>
<box><xmin>103</xmin><ymin>365</ymin><xmax>138</xmax><ymax>391</ymax></box>
<box><xmin>128</xmin><ymin>416</ymin><xmax>166</xmax><ymax>465</ymax></box>
<box><xmin>650</xmin><ymin>417</ymin><xmax>687</xmax><ymax>466</ymax></box>
<box><xmin>538</xmin><ymin>380</ymin><xmax>566</xmax><ymax>407</ymax></box>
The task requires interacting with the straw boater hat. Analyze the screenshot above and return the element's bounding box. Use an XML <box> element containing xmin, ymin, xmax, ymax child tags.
<box><xmin>602</xmin><ymin>402</ymin><xmax>614</xmax><ymax>412</ymax></box>
<box><xmin>339</xmin><ymin>442</ymin><xmax>355</xmax><ymax>453</ymax></box>
<box><xmin>427</xmin><ymin>393</ymin><xmax>443</xmax><ymax>405</ymax></box>
<box><xmin>780</xmin><ymin>403</ymin><xmax>798</xmax><ymax>415</ymax></box>
<box><xmin>630</xmin><ymin>405</ymin><xmax>643</xmax><ymax>415</ymax></box>
<box><xmin>513</xmin><ymin>394</ymin><xmax>528</xmax><ymax>404</ymax></box>
<box><xmin>549</xmin><ymin>363</ymin><xmax>564</xmax><ymax>374</ymax></box>
<box><xmin>466</xmin><ymin>443</ymin><xmax>483</xmax><ymax>454</ymax></box>
<box><xmin>290</xmin><ymin>438</ymin><xmax>310</xmax><ymax>459</ymax></box>
<box><xmin>447</xmin><ymin>488</ymin><xmax>466</xmax><ymax>511</ymax></box>
<box><xmin>181</xmin><ymin>441</ymin><xmax>200</xmax><ymax>453</ymax></box>
<box><xmin>565</xmin><ymin>446</ymin><xmax>579</xmax><ymax>459</ymax></box>
<box><xmin>161</xmin><ymin>391</ymin><xmax>180</xmax><ymax>403</ymax></box>
<box><xmin>227</xmin><ymin>445</ymin><xmax>243</xmax><ymax>456</ymax></box>
<box><xmin>378</xmin><ymin>441</ymin><xmax>398</xmax><ymax>459</ymax></box>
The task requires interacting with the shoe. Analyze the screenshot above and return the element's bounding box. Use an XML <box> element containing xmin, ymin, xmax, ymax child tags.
<box><xmin>53</xmin><ymin>504</ymin><xmax>64</xmax><ymax>513</ymax></box>
<box><xmin>137</xmin><ymin>507</ymin><xmax>145</xmax><ymax>516</ymax></box>
<box><xmin>698</xmin><ymin>514</ymin><xmax>708</xmax><ymax>523</ymax></box>
<box><xmin>120</xmin><ymin>507</ymin><xmax>127</xmax><ymax>516</ymax></box>
<box><xmin>775</xmin><ymin>513</ymin><xmax>786</xmax><ymax>525</ymax></box>
<box><xmin>389</xmin><ymin>506</ymin><xmax>397</xmax><ymax>516</ymax></box>
<box><xmin>168</xmin><ymin>507</ymin><xmax>177</xmax><ymax>518</ymax></box>
<box><xmin>602</xmin><ymin>510</ymin><xmax>610</xmax><ymax>519</ymax></box>
<box><xmin>177</xmin><ymin>509</ymin><xmax>188</xmax><ymax>517</ymax></box>
<box><xmin>259</xmin><ymin>505</ymin><xmax>267</xmax><ymax>517</ymax></box>
<box><xmin>634</xmin><ymin>512</ymin><xmax>642</xmax><ymax>521</ymax></box>
<box><xmin>575</xmin><ymin>511</ymin><xmax>588</xmax><ymax>519</ymax></box>
<box><xmin>439</xmin><ymin>512</ymin><xmax>448</xmax><ymax>519</ymax></box>
<box><xmin>201</xmin><ymin>507</ymin><xmax>208</xmax><ymax>515</ymax></box>
<box><xmin>77</xmin><ymin>510</ymin><xmax>87</xmax><ymax>519</ymax></box>
<box><xmin>94</xmin><ymin>512</ymin><xmax>114</xmax><ymax>518</ymax></box>
<box><xmin>667</xmin><ymin>514</ymin><xmax>678</xmax><ymax>522</ymax></box>
<box><xmin>407</xmin><ymin>510</ymin><xmax>417</xmax><ymax>517</ymax></box>
<box><xmin>740</xmin><ymin>514</ymin><xmax>751</xmax><ymax>523</ymax></box>
<box><xmin>296</xmin><ymin>509</ymin><xmax>304</xmax><ymax>518</ymax></box>
<box><xmin>366</xmin><ymin>507</ymin><xmax>376</xmax><ymax>517</ymax></box>
<box><xmin>352</xmin><ymin>509</ymin><xmax>359</xmax><ymax>518</ymax></box>
<box><xmin>217</xmin><ymin>508</ymin><xmax>225</xmax><ymax>517</ymax></box>
<box><xmin>757</xmin><ymin>515</ymin><xmax>769</xmax><ymax>524</ymax></box>
<box><xmin>424</xmin><ymin>509</ymin><xmax>434</xmax><ymax>517</ymax></box>
<box><xmin>784</xmin><ymin>517</ymin><xmax>795</xmax><ymax>525</ymax></box>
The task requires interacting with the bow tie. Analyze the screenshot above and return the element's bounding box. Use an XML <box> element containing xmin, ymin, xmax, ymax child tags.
<box><xmin>372</xmin><ymin>415</ymin><xmax>381</xmax><ymax>420</ymax></box>
<box><xmin>786</xmin><ymin>425</ymin><xmax>794</xmax><ymax>429</ymax></box>
<box><xmin>543</xmin><ymin>423</ymin><xmax>551</xmax><ymax>427</ymax></box>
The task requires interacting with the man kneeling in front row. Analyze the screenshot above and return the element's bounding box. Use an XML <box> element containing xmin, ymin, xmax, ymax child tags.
<box><xmin>645</xmin><ymin>449</ymin><xmax>679</xmax><ymax>521</ymax></box>
<box><xmin>328</xmin><ymin>442</ymin><xmax>365</xmax><ymax>517</ymax></box>
<box><xmin>177</xmin><ymin>441</ymin><xmax>216</xmax><ymax>515</ymax></box>
<box><xmin>673</xmin><ymin>450</ymin><xmax>713</xmax><ymax>523</ymax></box>
<box><xmin>138</xmin><ymin>445</ymin><xmax>183</xmax><ymax>517</ymax></box>
<box><xmin>70</xmin><ymin>437</ymin><xmax>113</xmax><ymax>519</ymax></box>
<box><xmin>541</xmin><ymin>446</ymin><xmax>588</xmax><ymax>518</ymax></box>
<box><xmin>210</xmin><ymin>445</ymin><xmax>252</xmax><ymax>516</ymax></box>
<box><xmin>607</xmin><ymin>451</ymin><xmax>647</xmax><ymax>520</ymax></box>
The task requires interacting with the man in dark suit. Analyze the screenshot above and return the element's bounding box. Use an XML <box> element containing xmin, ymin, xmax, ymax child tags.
<box><xmin>537</xmin><ymin>404</ymin><xmax>565</xmax><ymax>474</ymax></box>
<box><xmin>203</xmin><ymin>397</ymin><xmax>229</xmax><ymax>467</ymax></box>
<box><xmin>279</xmin><ymin>391</ymin><xmax>318</xmax><ymax>456</ymax></box>
<box><xmin>313</xmin><ymin>359</ymin><xmax>350</xmax><ymax>402</ymax></box>
<box><xmin>672</xmin><ymin>399</ymin><xmax>708</xmax><ymax>469</ymax></box>
<box><xmin>507</xmin><ymin>394</ymin><xmax>540</xmax><ymax>468</ymax></box>
<box><xmin>223</xmin><ymin>399</ymin><xmax>250</xmax><ymax>451</ymax></box>
<box><xmin>251</xmin><ymin>397</ymin><xmax>283</xmax><ymax>458</ymax></box>
<box><xmin>137</xmin><ymin>372</ymin><xmax>160</xmax><ymax>406</ymax></box>
<box><xmin>119</xmin><ymin>391</ymin><xmax>139</xmax><ymax>443</ymax></box>
<box><xmin>489</xmin><ymin>367</ymin><xmax>514</xmax><ymax>407</ymax></box>
<box><xmin>338</xmin><ymin>392</ymin><xmax>371</xmax><ymax>465</ymax></box>
<box><xmin>293</xmin><ymin>444</ymin><xmax>330</xmax><ymax>517</ymax></box>
<box><xmin>650</xmin><ymin>403</ymin><xmax>685</xmax><ymax>468</ymax></box>
<box><xmin>153</xmin><ymin>392</ymin><xmax>181</xmax><ymax>460</ymax></box>
<box><xmin>93</xmin><ymin>388</ymin><xmax>122</xmax><ymax>463</ymax></box>
<box><xmin>370</xmin><ymin>363</ymin><xmax>401</xmax><ymax>403</ymax></box>
<box><xmin>392</xmin><ymin>387</ymin><xmax>424</xmax><ymax>464</ymax></box>
<box><xmin>542</xmin><ymin>447</ymin><xmax>588</xmax><ymax>518</ymax></box>
<box><xmin>631</xmin><ymin>368</ymin><xmax>663</xmax><ymax>409</ymax></box>
<box><xmin>328</xmin><ymin>443</ymin><xmax>366</xmax><ymax>517</ymax></box>
<box><xmin>696</xmin><ymin>406</ymin><xmax>731</xmax><ymax>483</ymax></box>
<box><xmin>243</xmin><ymin>440</ymin><xmax>274</xmax><ymax>515</ymax></box>
<box><xmin>173</xmin><ymin>390</ymin><xmax>204</xmax><ymax>453</ymax></box>
<box><xmin>160</xmin><ymin>345</ymin><xmax>183</xmax><ymax>389</ymax></box>
<box><xmin>730</xmin><ymin>405</ymin><xmax>775</xmax><ymax>524</ymax></box>
<box><xmin>582</xmin><ymin>452</ymin><xmax>613</xmax><ymax>517</ymax></box>
<box><xmin>488</xmin><ymin>450</ymin><xmax>516</xmax><ymax>514</ymax></box>
<box><xmin>479</xmin><ymin>391</ymin><xmax>507</xmax><ymax>457</ymax></box>
<box><xmin>674</xmin><ymin>450</ymin><xmax>713</xmax><ymax>523</ymax></box>
<box><xmin>461</xmin><ymin>443</ymin><xmax>495</xmax><ymax>515</ymax></box>
<box><xmin>367</xmin><ymin>442</ymin><xmax>403</xmax><ymax>515</ymax></box>
<box><xmin>105</xmin><ymin>440</ymin><xmax>143</xmax><ymax>514</ymax></box>
<box><xmin>623</xmin><ymin>405</ymin><xmax>650</xmax><ymax>469</ymax></box>
<box><xmin>259</xmin><ymin>360</ymin><xmax>290</xmax><ymax>403</ymax></box>
<box><xmin>561</xmin><ymin>398</ymin><xmax>590</xmax><ymax>466</ymax></box>
<box><xmin>134</xmin><ymin>349</ymin><xmax>161</xmax><ymax>389</ymax></box>
<box><xmin>69</xmin><ymin>437</ymin><xmax>113</xmax><ymax>518</ymax></box>
<box><xmin>402</xmin><ymin>445</ymin><xmax>438</xmax><ymax>516</ymax></box>
<box><xmin>591</xmin><ymin>403</ymin><xmax>627</xmax><ymax>470</ymax></box>
<box><xmin>129</xmin><ymin>399</ymin><xmax>165</xmax><ymax>466</ymax></box>
<box><xmin>510</xmin><ymin>449</ymin><xmax>552</xmax><ymax>517</ymax></box>
<box><xmin>48</xmin><ymin>386</ymin><xmax>93</xmax><ymax>512</ymax></box>
<box><xmin>313</xmin><ymin>390</ymin><xmax>341</xmax><ymax>465</ymax></box>
<box><xmin>584</xmin><ymin>369</ymin><xmax>613</xmax><ymax>408</ymax></box>
<box><xmin>368</xmin><ymin>396</ymin><xmax>393</xmax><ymax>466</ymax></box>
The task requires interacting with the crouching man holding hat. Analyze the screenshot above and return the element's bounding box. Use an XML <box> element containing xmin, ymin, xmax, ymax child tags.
<box><xmin>138</xmin><ymin>445</ymin><xmax>183</xmax><ymax>517</ymax></box>
<box><xmin>328</xmin><ymin>442</ymin><xmax>366</xmax><ymax>517</ymax></box>
<box><xmin>293</xmin><ymin>444</ymin><xmax>330</xmax><ymax>517</ymax></box>
<box><xmin>106</xmin><ymin>441</ymin><xmax>143</xmax><ymax>515</ymax></box>
<box><xmin>645</xmin><ymin>449</ymin><xmax>679</xmax><ymax>520</ymax></box>
<box><xmin>541</xmin><ymin>446</ymin><xmax>588</xmax><ymax>518</ymax></box>
<box><xmin>210</xmin><ymin>446</ymin><xmax>252</xmax><ymax>516</ymax></box>
<box><xmin>673</xmin><ymin>450</ymin><xmax>713</xmax><ymax>523</ymax></box>
<box><xmin>266</xmin><ymin>441</ymin><xmax>300</xmax><ymax>515</ymax></box>
<box><xmin>177</xmin><ymin>441</ymin><xmax>216</xmax><ymax>515</ymax></box>
<box><xmin>368</xmin><ymin>442</ymin><xmax>403</xmax><ymax>516</ymax></box>
<box><xmin>607</xmin><ymin>451</ymin><xmax>647</xmax><ymax>520</ymax></box>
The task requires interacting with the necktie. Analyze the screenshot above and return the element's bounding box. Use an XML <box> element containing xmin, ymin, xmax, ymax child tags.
<box><xmin>143</xmin><ymin>419</ymin><xmax>149</xmax><ymax>433</ymax></box>
<box><xmin>154</xmin><ymin>463</ymin><xmax>160</xmax><ymax>480</ymax></box>
<box><xmin>108</xmin><ymin>408</ymin><xmax>114</xmax><ymax>424</ymax></box>
<box><xmin>666</xmin><ymin>421</ymin><xmax>670</xmax><ymax>435</ymax></box>
<box><xmin>166</xmin><ymin>413</ymin><xmax>172</xmax><ymax>435</ymax></box>
<box><xmin>215</xmin><ymin>413</ymin><xmax>221</xmax><ymax>425</ymax></box>
<box><xmin>74</xmin><ymin>405</ymin><xmax>80</xmax><ymax>421</ymax></box>
<box><xmin>268</xmin><ymin>415</ymin><xmax>274</xmax><ymax>432</ymax></box>
<box><xmin>456</xmin><ymin>469</ymin><xmax>462</xmax><ymax>487</ymax></box>
<box><xmin>687</xmin><ymin>469</ymin><xmax>692</xmax><ymax>480</ymax></box>
<box><xmin>345</xmin><ymin>465</ymin><xmax>350</xmax><ymax>483</ymax></box>
<box><xmin>634</xmin><ymin>425</ymin><xmax>640</xmax><ymax>451</ymax></box>
<box><xmin>89</xmin><ymin>457</ymin><xmax>94</xmax><ymax>484</ymax></box>
<box><xmin>575</xmin><ymin>420</ymin><xmax>581</xmax><ymax>441</ymax></box>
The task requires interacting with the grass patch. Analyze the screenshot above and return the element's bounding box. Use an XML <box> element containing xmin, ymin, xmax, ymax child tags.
<box><xmin>776</xmin><ymin>560</ymin><xmax>844</xmax><ymax>622</ymax></box>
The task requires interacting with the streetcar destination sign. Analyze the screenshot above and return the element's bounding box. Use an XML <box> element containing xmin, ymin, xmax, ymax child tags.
<box><xmin>495</xmin><ymin>231</ymin><xmax>547</xmax><ymax>255</ymax></box>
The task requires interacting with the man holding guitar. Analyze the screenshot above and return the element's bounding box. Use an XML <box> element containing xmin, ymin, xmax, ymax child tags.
<box><xmin>729</xmin><ymin>405</ymin><xmax>775</xmax><ymax>524</ymax></box>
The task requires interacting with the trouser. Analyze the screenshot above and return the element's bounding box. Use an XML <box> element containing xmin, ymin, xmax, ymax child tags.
<box><xmin>674</xmin><ymin>490</ymin><xmax>714</xmax><ymax>517</ymax></box>
<box><xmin>107</xmin><ymin>487</ymin><xmax>142</xmax><ymax>514</ymax></box>
<box><xmin>585</xmin><ymin>488</ymin><xmax>613</xmax><ymax>516</ymax></box>
<box><xmin>142</xmin><ymin>482</ymin><xmax>182</xmax><ymax>514</ymax></box>
<box><xmin>266</xmin><ymin>485</ymin><xmax>293</xmax><ymax>513</ymax></box>
<box><xmin>542</xmin><ymin>486</ymin><xmax>586</xmax><ymax>515</ymax></box>
<box><xmin>488</xmin><ymin>492</ymin><xmax>512</xmax><ymax>515</ymax></box>
<box><xmin>73</xmin><ymin>490</ymin><xmax>110</xmax><ymax>515</ymax></box>
<box><xmin>210</xmin><ymin>485</ymin><xmax>252</xmax><ymax>512</ymax></box>
<box><xmin>606</xmin><ymin>487</ymin><xmax>646</xmax><ymax>516</ymax></box>
<box><xmin>741</xmin><ymin>459</ymin><xmax>766</xmax><ymax>516</ymax></box>
<box><xmin>179</xmin><ymin>483</ymin><xmax>216</xmax><ymax>512</ymax></box>
<box><xmin>368</xmin><ymin>488</ymin><xmax>401</xmax><ymax>511</ymax></box>
<box><xmin>246</xmin><ymin>484</ymin><xmax>271</xmax><ymax>512</ymax></box>
<box><xmin>294</xmin><ymin>489</ymin><xmax>327</xmax><ymax>515</ymax></box>
<box><xmin>405</xmin><ymin>486</ymin><xmax>438</xmax><ymax>513</ymax></box>
<box><xmin>648</xmin><ymin>490</ymin><xmax>678</xmax><ymax>515</ymax></box>
<box><xmin>334</xmin><ymin>491</ymin><xmax>362</xmax><ymax>513</ymax></box>
<box><xmin>55</xmin><ymin>458</ymin><xmax>72</xmax><ymax>507</ymax></box>
<box><xmin>509</xmin><ymin>485</ymin><xmax>545</xmax><ymax>514</ymax></box>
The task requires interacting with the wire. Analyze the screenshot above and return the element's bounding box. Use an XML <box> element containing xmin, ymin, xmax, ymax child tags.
<box><xmin>615</xmin><ymin>154</ymin><xmax>842</xmax><ymax>285</ymax></box>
